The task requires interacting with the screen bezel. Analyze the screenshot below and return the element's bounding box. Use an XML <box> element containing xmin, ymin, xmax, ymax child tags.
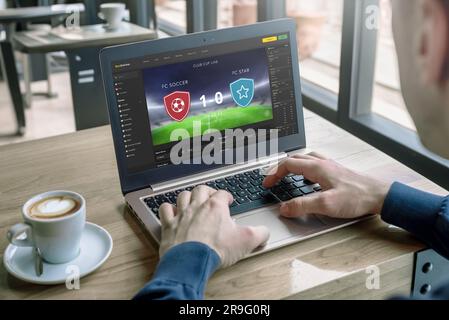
<box><xmin>100</xmin><ymin>18</ymin><xmax>306</xmax><ymax>195</ymax></box>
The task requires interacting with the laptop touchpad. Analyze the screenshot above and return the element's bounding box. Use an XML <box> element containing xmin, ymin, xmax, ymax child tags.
<box><xmin>235</xmin><ymin>206</ymin><xmax>329</xmax><ymax>244</ymax></box>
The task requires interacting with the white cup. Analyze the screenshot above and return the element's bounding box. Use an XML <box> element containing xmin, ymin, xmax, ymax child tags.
<box><xmin>98</xmin><ymin>3</ymin><xmax>126</xmax><ymax>30</ymax></box>
<box><xmin>7</xmin><ymin>191</ymin><xmax>86</xmax><ymax>264</ymax></box>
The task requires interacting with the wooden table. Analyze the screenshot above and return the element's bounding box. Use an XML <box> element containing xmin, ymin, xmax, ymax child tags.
<box><xmin>0</xmin><ymin>6</ymin><xmax>72</xmax><ymax>23</ymax></box>
<box><xmin>13</xmin><ymin>22</ymin><xmax>157</xmax><ymax>131</ymax></box>
<box><xmin>0</xmin><ymin>110</ymin><xmax>446</xmax><ymax>299</ymax></box>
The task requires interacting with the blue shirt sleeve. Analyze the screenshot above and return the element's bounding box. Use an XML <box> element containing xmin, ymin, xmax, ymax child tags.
<box><xmin>381</xmin><ymin>182</ymin><xmax>449</xmax><ymax>300</ymax></box>
<box><xmin>381</xmin><ymin>182</ymin><xmax>449</xmax><ymax>259</ymax></box>
<box><xmin>133</xmin><ymin>241</ymin><xmax>221</xmax><ymax>300</ymax></box>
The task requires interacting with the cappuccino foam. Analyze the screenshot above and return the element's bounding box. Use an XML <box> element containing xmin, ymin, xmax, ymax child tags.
<box><xmin>28</xmin><ymin>196</ymin><xmax>80</xmax><ymax>219</ymax></box>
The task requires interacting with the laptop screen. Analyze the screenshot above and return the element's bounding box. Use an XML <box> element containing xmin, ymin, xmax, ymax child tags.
<box><xmin>111</xmin><ymin>32</ymin><xmax>299</xmax><ymax>175</ymax></box>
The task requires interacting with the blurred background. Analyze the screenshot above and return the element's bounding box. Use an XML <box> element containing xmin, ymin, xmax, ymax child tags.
<box><xmin>2</xmin><ymin>0</ymin><xmax>442</xmax><ymax>186</ymax></box>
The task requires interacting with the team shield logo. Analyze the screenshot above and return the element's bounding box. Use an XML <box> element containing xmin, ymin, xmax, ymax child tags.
<box><xmin>230</xmin><ymin>78</ymin><xmax>255</xmax><ymax>107</ymax></box>
<box><xmin>163</xmin><ymin>91</ymin><xmax>191</xmax><ymax>122</ymax></box>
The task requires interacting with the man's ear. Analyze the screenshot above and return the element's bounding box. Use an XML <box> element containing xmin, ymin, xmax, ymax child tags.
<box><xmin>419</xmin><ymin>0</ymin><xmax>449</xmax><ymax>85</ymax></box>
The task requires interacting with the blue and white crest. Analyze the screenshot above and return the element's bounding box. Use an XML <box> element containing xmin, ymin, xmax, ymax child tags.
<box><xmin>230</xmin><ymin>78</ymin><xmax>255</xmax><ymax>107</ymax></box>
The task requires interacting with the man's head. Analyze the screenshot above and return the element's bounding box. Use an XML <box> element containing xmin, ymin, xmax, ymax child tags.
<box><xmin>392</xmin><ymin>0</ymin><xmax>449</xmax><ymax>157</ymax></box>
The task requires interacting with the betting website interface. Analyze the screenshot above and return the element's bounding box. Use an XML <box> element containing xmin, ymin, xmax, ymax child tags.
<box><xmin>112</xmin><ymin>32</ymin><xmax>299</xmax><ymax>174</ymax></box>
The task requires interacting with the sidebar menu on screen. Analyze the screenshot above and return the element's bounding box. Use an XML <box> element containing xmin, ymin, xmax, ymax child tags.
<box><xmin>113</xmin><ymin>71</ymin><xmax>155</xmax><ymax>173</ymax></box>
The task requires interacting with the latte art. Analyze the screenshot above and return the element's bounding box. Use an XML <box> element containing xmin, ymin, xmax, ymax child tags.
<box><xmin>28</xmin><ymin>196</ymin><xmax>80</xmax><ymax>219</ymax></box>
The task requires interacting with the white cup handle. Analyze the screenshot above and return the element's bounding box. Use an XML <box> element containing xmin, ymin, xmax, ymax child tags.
<box><xmin>98</xmin><ymin>12</ymin><xmax>105</xmax><ymax>20</ymax></box>
<box><xmin>7</xmin><ymin>223</ymin><xmax>34</xmax><ymax>247</ymax></box>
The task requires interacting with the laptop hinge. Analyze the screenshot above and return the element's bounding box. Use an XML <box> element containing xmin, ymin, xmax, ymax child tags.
<box><xmin>150</xmin><ymin>152</ymin><xmax>288</xmax><ymax>194</ymax></box>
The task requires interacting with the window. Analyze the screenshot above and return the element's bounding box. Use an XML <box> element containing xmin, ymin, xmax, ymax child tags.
<box><xmin>154</xmin><ymin>0</ymin><xmax>449</xmax><ymax>189</ymax></box>
<box><xmin>217</xmin><ymin>0</ymin><xmax>258</xmax><ymax>29</ymax></box>
<box><xmin>156</xmin><ymin>0</ymin><xmax>187</xmax><ymax>35</ymax></box>
<box><xmin>287</xmin><ymin>0</ymin><xmax>344</xmax><ymax>94</ymax></box>
<box><xmin>371</xmin><ymin>0</ymin><xmax>416</xmax><ymax>131</ymax></box>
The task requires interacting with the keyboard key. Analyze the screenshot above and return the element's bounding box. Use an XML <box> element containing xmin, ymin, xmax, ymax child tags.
<box><xmin>237</xmin><ymin>190</ymin><xmax>249</xmax><ymax>197</ymax></box>
<box><xmin>250</xmin><ymin>180</ymin><xmax>260</xmax><ymax>186</ymax></box>
<box><xmin>249</xmin><ymin>193</ymin><xmax>262</xmax><ymax>201</ymax></box>
<box><xmin>292</xmin><ymin>175</ymin><xmax>304</xmax><ymax>182</ymax></box>
<box><xmin>239</xmin><ymin>183</ymin><xmax>251</xmax><ymax>189</ymax></box>
<box><xmin>145</xmin><ymin>197</ymin><xmax>155</xmax><ymax>204</ymax></box>
<box><xmin>216</xmin><ymin>183</ymin><xmax>227</xmax><ymax>189</ymax></box>
<box><xmin>300</xmin><ymin>185</ymin><xmax>315</xmax><ymax>194</ymax></box>
<box><xmin>289</xmin><ymin>189</ymin><xmax>303</xmax><ymax>198</ymax></box>
<box><xmin>156</xmin><ymin>196</ymin><xmax>169</xmax><ymax>205</ymax></box>
<box><xmin>277</xmin><ymin>192</ymin><xmax>292</xmax><ymax>201</ymax></box>
<box><xmin>248</xmin><ymin>172</ymin><xmax>259</xmax><ymax>180</ymax></box>
<box><xmin>236</xmin><ymin>197</ymin><xmax>249</xmax><ymax>204</ymax></box>
<box><xmin>227</xmin><ymin>185</ymin><xmax>241</xmax><ymax>192</ymax></box>
<box><xmin>282</xmin><ymin>177</ymin><xmax>294</xmax><ymax>184</ymax></box>
<box><xmin>282</xmin><ymin>183</ymin><xmax>297</xmax><ymax>191</ymax></box>
<box><xmin>248</xmin><ymin>187</ymin><xmax>259</xmax><ymax>194</ymax></box>
<box><xmin>293</xmin><ymin>181</ymin><xmax>307</xmax><ymax>188</ymax></box>
<box><xmin>239</xmin><ymin>177</ymin><xmax>250</xmax><ymax>183</ymax></box>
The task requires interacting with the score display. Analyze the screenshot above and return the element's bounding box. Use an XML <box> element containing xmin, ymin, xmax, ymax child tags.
<box><xmin>200</xmin><ymin>92</ymin><xmax>224</xmax><ymax>108</ymax></box>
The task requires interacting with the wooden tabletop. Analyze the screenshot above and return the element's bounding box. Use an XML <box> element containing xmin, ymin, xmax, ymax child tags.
<box><xmin>13</xmin><ymin>22</ymin><xmax>157</xmax><ymax>54</ymax></box>
<box><xmin>0</xmin><ymin>110</ymin><xmax>446</xmax><ymax>299</ymax></box>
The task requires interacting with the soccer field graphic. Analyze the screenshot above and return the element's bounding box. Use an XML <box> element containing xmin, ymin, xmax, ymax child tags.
<box><xmin>143</xmin><ymin>47</ymin><xmax>273</xmax><ymax>146</ymax></box>
<box><xmin>151</xmin><ymin>106</ymin><xmax>273</xmax><ymax>146</ymax></box>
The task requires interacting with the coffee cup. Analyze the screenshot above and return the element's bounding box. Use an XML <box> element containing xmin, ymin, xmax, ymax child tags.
<box><xmin>7</xmin><ymin>191</ymin><xmax>86</xmax><ymax>264</ymax></box>
<box><xmin>98</xmin><ymin>3</ymin><xmax>126</xmax><ymax>30</ymax></box>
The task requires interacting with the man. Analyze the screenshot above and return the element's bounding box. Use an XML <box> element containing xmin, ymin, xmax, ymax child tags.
<box><xmin>134</xmin><ymin>0</ymin><xmax>449</xmax><ymax>300</ymax></box>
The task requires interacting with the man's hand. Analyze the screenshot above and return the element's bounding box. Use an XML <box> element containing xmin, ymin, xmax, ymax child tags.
<box><xmin>158</xmin><ymin>186</ymin><xmax>270</xmax><ymax>268</ymax></box>
<box><xmin>263</xmin><ymin>153</ymin><xmax>391</xmax><ymax>219</ymax></box>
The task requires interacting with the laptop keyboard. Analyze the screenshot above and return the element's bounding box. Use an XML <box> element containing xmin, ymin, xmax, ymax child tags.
<box><xmin>143</xmin><ymin>169</ymin><xmax>322</xmax><ymax>219</ymax></box>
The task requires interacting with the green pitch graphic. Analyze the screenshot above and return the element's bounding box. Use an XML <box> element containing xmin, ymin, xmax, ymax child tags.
<box><xmin>152</xmin><ymin>105</ymin><xmax>273</xmax><ymax>146</ymax></box>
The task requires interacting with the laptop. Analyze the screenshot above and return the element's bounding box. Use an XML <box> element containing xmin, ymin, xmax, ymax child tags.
<box><xmin>99</xmin><ymin>18</ymin><xmax>360</xmax><ymax>255</ymax></box>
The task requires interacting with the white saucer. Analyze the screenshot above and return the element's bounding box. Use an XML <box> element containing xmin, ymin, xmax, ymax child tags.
<box><xmin>3</xmin><ymin>222</ymin><xmax>113</xmax><ymax>285</ymax></box>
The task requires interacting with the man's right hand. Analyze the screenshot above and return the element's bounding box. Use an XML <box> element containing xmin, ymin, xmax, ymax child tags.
<box><xmin>263</xmin><ymin>153</ymin><xmax>391</xmax><ymax>219</ymax></box>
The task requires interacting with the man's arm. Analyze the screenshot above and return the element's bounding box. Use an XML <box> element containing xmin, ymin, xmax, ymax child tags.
<box><xmin>134</xmin><ymin>242</ymin><xmax>220</xmax><ymax>300</ymax></box>
<box><xmin>263</xmin><ymin>153</ymin><xmax>449</xmax><ymax>299</ymax></box>
<box><xmin>134</xmin><ymin>186</ymin><xmax>269</xmax><ymax>300</ymax></box>
<box><xmin>381</xmin><ymin>182</ymin><xmax>449</xmax><ymax>260</ymax></box>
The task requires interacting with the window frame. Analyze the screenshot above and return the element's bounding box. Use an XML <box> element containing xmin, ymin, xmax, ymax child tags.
<box><xmin>301</xmin><ymin>0</ymin><xmax>449</xmax><ymax>189</ymax></box>
<box><xmin>157</xmin><ymin>0</ymin><xmax>189</xmax><ymax>36</ymax></box>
